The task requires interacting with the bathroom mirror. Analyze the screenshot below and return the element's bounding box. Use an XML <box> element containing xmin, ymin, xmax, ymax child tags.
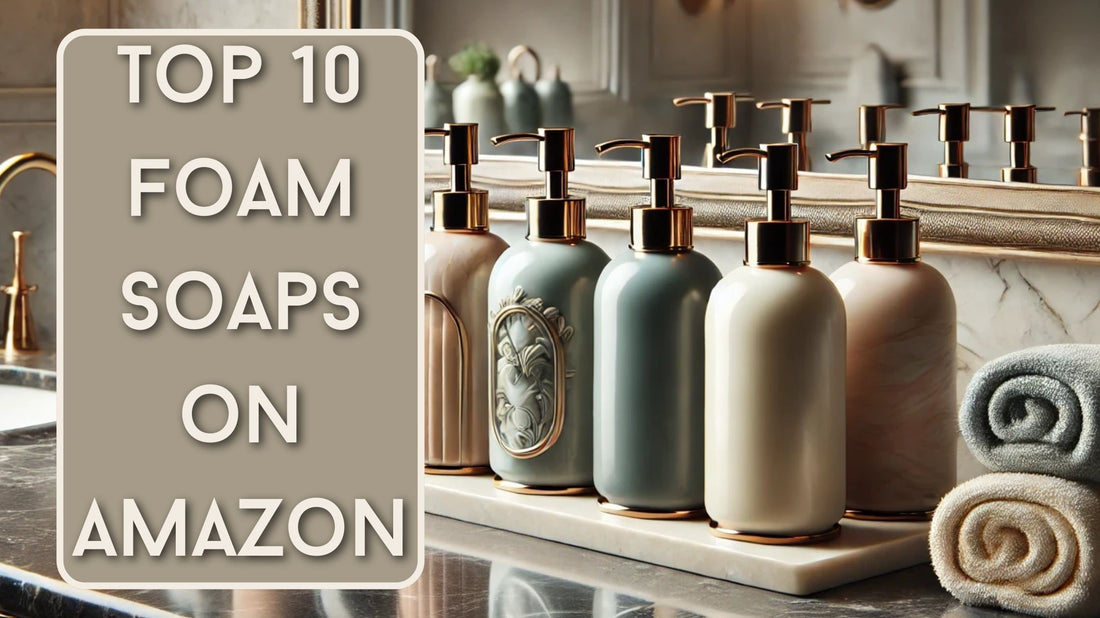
<box><xmin>382</xmin><ymin>0</ymin><xmax>1100</xmax><ymax>189</ymax></box>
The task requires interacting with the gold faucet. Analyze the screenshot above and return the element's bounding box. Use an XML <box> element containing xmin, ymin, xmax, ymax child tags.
<box><xmin>0</xmin><ymin>152</ymin><xmax>56</xmax><ymax>355</ymax></box>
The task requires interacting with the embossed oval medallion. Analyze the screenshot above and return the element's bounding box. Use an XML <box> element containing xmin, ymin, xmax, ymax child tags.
<box><xmin>489</xmin><ymin>287</ymin><xmax>572</xmax><ymax>459</ymax></box>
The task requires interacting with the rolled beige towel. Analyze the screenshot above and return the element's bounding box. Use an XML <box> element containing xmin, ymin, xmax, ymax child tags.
<box><xmin>930</xmin><ymin>473</ymin><xmax>1100</xmax><ymax>617</ymax></box>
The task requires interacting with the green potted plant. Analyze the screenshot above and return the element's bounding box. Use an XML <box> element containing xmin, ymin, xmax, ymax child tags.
<box><xmin>449</xmin><ymin>43</ymin><xmax>504</xmax><ymax>150</ymax></box>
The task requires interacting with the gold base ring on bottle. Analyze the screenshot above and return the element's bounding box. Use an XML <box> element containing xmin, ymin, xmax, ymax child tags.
<box><xmin>708</xmin><ymin>521</ymin><xmax>842</xmax><ymax>545</ymax></box>
<box><xmin>492</xmin><ymin>476</ymin><xmax>595</xmax><ymax>496</ymax></box>
<box><xmin>596</xmin><ymin>496</ymin><xmax>706</xmax><ymax>520</ymax></box>
<box><xmin>424</xmin><ymin>465</ymin><xmax>492</xmax><ymax>476</ymax></box>
<box><xmin>844</xmin><ymin>508</ymin><xmax>934</xmax><ymax>522</ymax></box>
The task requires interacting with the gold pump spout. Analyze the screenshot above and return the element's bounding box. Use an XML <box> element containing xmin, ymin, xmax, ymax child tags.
<box><xmin>672</xmin><ymin>91</ymin><xmax>753</xmax><ymax>167</ymax></box>
<box><xmin>0</xmin><ymin>152</ymin><xmax>55</xmax><ymax>355</ymax></box>
<box><xmin>755</xmin><ymin>98</ymin><xmax>831</xmax><ymax>171</ymax></box>
<box><xmin>973</xmin><ymin>104</ymin><xmax>1056</xmax><ymax>183</ymax></box>
<box><xmin>912</xmin><ymin>103</ymin><xmax>974</xmax><ymax>178</ymax></box>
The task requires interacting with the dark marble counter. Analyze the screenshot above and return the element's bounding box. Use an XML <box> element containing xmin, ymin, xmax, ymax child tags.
<box><xmin>0</xmin><ymin>362</ymin><xmax>1020</xmax><ymax>617</ymax></box>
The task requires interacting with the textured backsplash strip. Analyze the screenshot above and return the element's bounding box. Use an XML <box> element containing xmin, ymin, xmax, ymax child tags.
<box><xmin>425</xmin><ymin>152</ymin><xmax>1100</xmax><ymax>260</ymax></box>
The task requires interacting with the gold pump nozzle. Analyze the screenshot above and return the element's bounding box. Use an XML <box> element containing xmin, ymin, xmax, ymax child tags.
<box><xmin>426</xmin><ymin>123</ymin><xmax>489</xmax><ymax>231</ymax></box>
<box><xmin>858</xmin><ymin>104</ymin><xmax>904</xmax><ymax>149</ymax></box>
<box><xmin>717</xmin><ymin>143</ymin><xmax>808</xmax><ymax>267</ymax></box>
<box><xmin>755</xmin><ymin>98</ymin><xmax>831</xmax><ymax>171</ymax></box>
<box><xmin>491</xmin><ymin>128</ymin><xmax>586</xmax><ymax>240</ymax></box>
<box><xmin>672</xmin><ymin>91</ymin><xmax>753</xmax><ymax>167</ymax></box>
<box><xmin>594</xmin><ymin>134</ymin><xmax>691</xmax><ymax>252</ymax></box>
<box><xmin>1065</xmin><ymin>108</ymin><xmax>1100</xmax><ymax>187</ymax></box>
<box><xmin>912</xmin><ymin>103</ymin><xmax>973</xmax><ymax>178</ymax></box>
<box><xmin>826</xmin><ymin>143</ymin><xmax>918</xmax><ymax>263</ymax></box>
<box><xmin>973</xmin><ymin>105</ymin><xmax>1056</xmax><ymax>183</ymax></box>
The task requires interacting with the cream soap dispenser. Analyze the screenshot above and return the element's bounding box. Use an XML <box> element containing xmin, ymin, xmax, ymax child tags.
<box><xmin>591</xmin><ymin>134</ymin><xmax>721</xmax><ymax>518</ymax></box>
<box><xmin>424</xmin><ymin>123</ymin><xmax>510</xmax><ymax>474</ymax></box>
<box><xmin>705</xmin><ymin>143</ymin><xmax>846</xmax><ymax>543</ymax></box>
<box><xmin>826</xmin><ymin>143</ymin><xmax>957</xmax><ymax>520</ymax></box>
<box><xmin>485</xmin><ymin>128</ymin><xmax>610</xmax><ymax>494</ymax></box>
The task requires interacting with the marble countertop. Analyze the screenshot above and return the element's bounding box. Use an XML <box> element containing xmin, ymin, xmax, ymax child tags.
<box><xmin>0</xmin><ymin>361</ymin><xmax>1020</xmax><ymax>617</ymax></box>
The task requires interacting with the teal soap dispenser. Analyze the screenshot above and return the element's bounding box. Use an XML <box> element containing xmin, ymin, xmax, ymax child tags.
<box><xmin>591</xmin><ymin>134</ymin><xmax>722</xmax><ymax>518</ymax></box>
<box><xmin>485</xmin><ymin>128</ymin><xmax>610</xmax><ymax>494</ymax></box>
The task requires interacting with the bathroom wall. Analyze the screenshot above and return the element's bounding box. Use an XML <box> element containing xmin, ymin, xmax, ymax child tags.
<box><xmin>0</xmin><ymin>0</ymin><xmax>294</xmax><ymax>349</ymax></box>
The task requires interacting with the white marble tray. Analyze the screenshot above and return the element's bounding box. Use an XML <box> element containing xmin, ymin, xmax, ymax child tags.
<box><xmin>425</xmin><ymin>474</ymin><xmax>932</xmax><ymax>596</ymax></box>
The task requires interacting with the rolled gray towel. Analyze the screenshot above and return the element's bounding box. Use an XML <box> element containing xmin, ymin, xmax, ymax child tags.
<box><xmin>930</xmin><ymin>472</ymin><xmax>1100</xmax><ymax>617</ymax></box>
<box><xmin>960</xmin><ymin>344</ymin><xmax>1100</xmax><ymax>482</ymax></box>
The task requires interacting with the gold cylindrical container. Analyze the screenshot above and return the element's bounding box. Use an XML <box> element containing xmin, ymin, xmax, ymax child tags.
<box><xmin>744</xmin><ymin>219</ymin><xmax>809</xmax><ymax>267</ymax></box>
<box><xmin>526</xmin><ymin>197</ymin><xmax>585</xmax><ymax>240</ymax></box>
<box><xmin>432</xmin><ymin>190</ymin><xmax>489</xmax><ymax>231</ymax></box>
<box><xmin>855</xmin><ymin>217</ymin><xmax>919</xmax><ymax>263</ymax></box>
<box><xmin>629</xmin><ymin>207</ymin><xmax>693</xmax><ymax>252</ymax></box>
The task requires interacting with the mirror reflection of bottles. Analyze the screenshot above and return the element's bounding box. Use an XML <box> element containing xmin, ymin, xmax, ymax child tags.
<box><xmin>424</xmin><ymin>54</ymin><xmax>453</xmax><ymax>128</ymax></box>
<box><xmin>424</xmin><ymin>123</ymin><xmax>509</xmax><ymax>474</ymax></box>
<box><xmin>490</xmin><ymin>563</ymin><xmax>595</xmax><ymax>618</ymax></box>
<box><xmin>449</xmin><ymin>44</ymin><xmax>505</xmax><ymax>154</ymax></box>
<box><xmin>487</xmin><ymin>128</ymin><xmax>609</xmax><ymax>494</ymax></box>
<box><xmin>398</xmin><ymin>549</ymin><xmax>490</xmax><ymax>618</ymax></box>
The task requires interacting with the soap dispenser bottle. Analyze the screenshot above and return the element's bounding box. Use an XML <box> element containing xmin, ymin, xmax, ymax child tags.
<box><xmin>826</xmin><ymin>143</ymin><xmax>957</xmax><ymax>520</ymax></box>
<box><xmin>705</xmin><ymin>143</ymin><xmax>846</xmax><ymax>543</ymax></box>
<box><xmin>485</xmin><ymin>128</ymin><xmax>610</xmax><ymax>494</ymax></box>
<box><xmin>423</xmin><ymin>123</ymin><xmax>510</xmax><ymax>474</ymax></box>
<box><xmin>591</xmin><ymin>134</ymin><xmax>721</xmax><ymax>518</ymax></box>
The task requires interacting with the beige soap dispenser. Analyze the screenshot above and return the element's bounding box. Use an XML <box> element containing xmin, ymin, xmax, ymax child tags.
<box><xmin>826</xmin><ymin>143</ymin><xmax>957</xmax><ymax>520</ymax></box>
<box><xmin>423</xmin><ymin>123</ymin><xmax>509</xmax><ymax>474</ymax></box>
<box><xmin>704</xmin><ymin>143</ymin><xmax>847</xmax><ymax>543</ymax></box>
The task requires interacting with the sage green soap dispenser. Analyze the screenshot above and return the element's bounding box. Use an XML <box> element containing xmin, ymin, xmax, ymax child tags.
<box><xmin>591</xmin><ymin>134</ymin><xmax>721</xmax><ymax>518</ymax></box>
<box><xmin>485</xmin><ymin>128</ymin><xmax>610</xmax><ymax>494</ymax></box>
<box><xmin>423</xmin><ymin>123</ymin><xmax>509</xmax><ymax>475</ymax></box>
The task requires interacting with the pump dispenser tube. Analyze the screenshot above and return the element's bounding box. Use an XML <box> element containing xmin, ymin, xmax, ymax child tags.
<box><xmin>424</xmin><ymin>123</ymin><xmax>509</xmax><ymax>475</ymax></box>
<box><xmin>590</xmin><ymin>134</ymin><xmax>721</xmax><ymax>518</ymax></box>
<box><xmin>704</xmin><ymin>143</ymin><xmax>847</xmax><ymax>543</ymax></box>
